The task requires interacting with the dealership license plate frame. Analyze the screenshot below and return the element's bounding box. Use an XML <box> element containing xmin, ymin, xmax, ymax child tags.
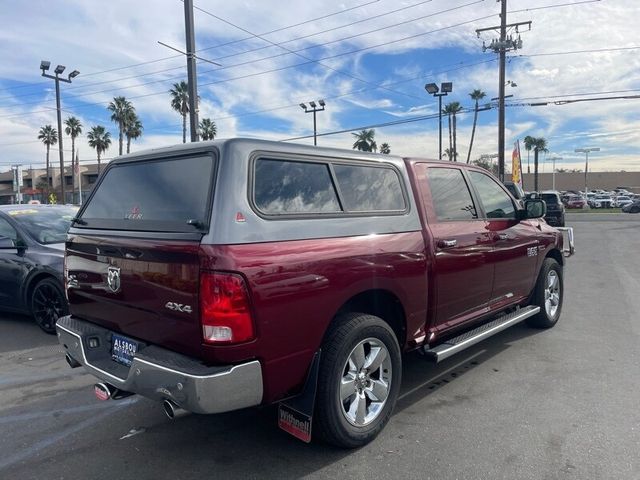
<box><xmin>111</xmin><ymin>333</ymin><xmax>139</xmax><ymax>367</ymax></box>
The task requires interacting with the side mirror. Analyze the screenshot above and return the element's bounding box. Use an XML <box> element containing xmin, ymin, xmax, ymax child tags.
<box><xmin>521</xmin><ymin>199</ymin><xmax>546</xmax><ymax>219</ymax></box>
<box><xmin>0</xmin><ymin>236</ymin><xmax>16</xmax><ymax>249</ymax></box>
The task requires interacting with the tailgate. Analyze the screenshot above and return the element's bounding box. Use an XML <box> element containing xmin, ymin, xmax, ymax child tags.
<box><xmin>65</xmin><ymin>152</ymin><xmax>217</xmax><ymax>357</ymax></box>
<box><xmin>66</xmin><ymin>234</ymin><xmax>202</xmax><ymax>357</ymax></box>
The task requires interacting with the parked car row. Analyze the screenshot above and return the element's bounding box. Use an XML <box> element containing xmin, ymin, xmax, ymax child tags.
<box><xmin>559</xmin><ymin>189</ymin><xmax>640</xmax><ymax>209</ymax></box>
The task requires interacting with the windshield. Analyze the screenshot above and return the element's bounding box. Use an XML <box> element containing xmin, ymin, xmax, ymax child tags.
<box><xmin>8</xmin><ymin>206</ymin><xmax>78</xmax><ymax>244</ymax></box>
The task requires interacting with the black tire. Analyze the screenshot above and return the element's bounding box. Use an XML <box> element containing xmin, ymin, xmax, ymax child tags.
<box><xmin>527</xmin><ymin>258</ymin><xmax>563</xmax><ymax>329</ymax></box>
<box><xmin>314</xmin><ymin>313</ymin><xmax>401</xmax><ymax>448</ymax></box>
<box><xmin>30</xmin><ymin>278</ymin><xmax>68</xmax><ymax>334</ymax></box>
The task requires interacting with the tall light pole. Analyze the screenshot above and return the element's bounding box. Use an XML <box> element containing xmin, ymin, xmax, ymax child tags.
<box><xmin>575</xmin><ymin>147</ymin><xmax>600</xmax><ymax>195</ymax></box>
<box><xmin>547</xmin><ymin>156</ymin><xmax>563</xmax><ymax>191</ymax></box>
<box><xmin>40</xmin><ymin>61</ymin><xmax>79</xmax><ymax>203</ymax></box>
<box><xmin>299</xmin><ymin>100</ymin><xmax>325</xmax><ymax>146</ymax></box>
<box><xmin>425</xmin><ymin>82</ymin><xmax>452</xmax><ymax>160</ymax></box>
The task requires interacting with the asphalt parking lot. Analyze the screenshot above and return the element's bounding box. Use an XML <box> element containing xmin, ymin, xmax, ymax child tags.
<box><xmin>1</xmin><ymin>215</ymin><xmax>638</xmax><ymax>480</ymax></box>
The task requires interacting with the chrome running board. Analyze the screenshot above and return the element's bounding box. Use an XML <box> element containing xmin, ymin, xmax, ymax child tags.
<box><xmin>423</xmin><ymin>306</ymin><xmax>540</xmax><ymax>363</ymax></box>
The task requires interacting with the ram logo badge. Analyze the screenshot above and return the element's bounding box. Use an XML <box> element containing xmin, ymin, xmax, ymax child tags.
<box><xmin>165</xmin><ymin>302</ymin><xmax>193</xmax><ymax>314</ymax></box>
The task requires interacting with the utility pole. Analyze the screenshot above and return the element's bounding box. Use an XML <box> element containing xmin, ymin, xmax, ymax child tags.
<box><xmin>40</xmin><ymin>61</ymin><xmax>80</xmax><ymax>203</ymax></box>
<box><xmin>184</xmin><ymin>0</ymin><xmax>199</xmax><ymax>142</ymax></box>
<box><xmin>11</xmin><ymin>165</ymin><xmax>23</xmax><ymax>204</ymax></box>
<box><xmin>476</xmin><ymin>1</ymin><xmax>530</xmax><ymax>182</ymax></box>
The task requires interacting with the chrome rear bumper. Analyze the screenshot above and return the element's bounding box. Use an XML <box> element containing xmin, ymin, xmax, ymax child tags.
<box><xmin>56</xmin><ymin>316</ymin><xmax>263</xmax><ymax>414</ymax></box>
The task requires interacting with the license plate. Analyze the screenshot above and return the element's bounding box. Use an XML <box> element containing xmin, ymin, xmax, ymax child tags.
<box><xmin>111</xmin><ymin>333</ymin><xmax>138</xmax><ymax>367</ymax></box>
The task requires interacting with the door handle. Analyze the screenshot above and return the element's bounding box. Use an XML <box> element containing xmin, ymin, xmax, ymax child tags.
<box><xmin>438</xmin><ymin>239</ymin><xmax>457</xmax><ymax>248</ymax></box>
<box><xmin>496</xmin><ymin>233</ymin><xmax>509</xmax><ymax>240</ymax></box>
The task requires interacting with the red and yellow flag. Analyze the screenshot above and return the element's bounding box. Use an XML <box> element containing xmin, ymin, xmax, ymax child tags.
<box><xmin>512</xmin><ymin>140</ymin><xmax>523</xmax><ymax>188</ymax></box>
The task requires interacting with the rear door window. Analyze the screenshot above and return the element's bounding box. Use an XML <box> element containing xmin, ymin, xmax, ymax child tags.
<box><xmin>78</xmin><ymin>155</ymin><xmax>215</xmax><ymax>232</ymax></box>
<box><xmin>426</xmin><ymin>167</ymin><xmax>477</xmax><ymax>221</ymax></box>
<box><xmin>333</xmin><ymin>164</ymin><xmax>405</xmax><ymax>211</ymax></box>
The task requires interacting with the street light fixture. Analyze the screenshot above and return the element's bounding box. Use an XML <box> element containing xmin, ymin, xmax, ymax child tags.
<box><xmin>424</xmin><ymin>81</ymin><xmax>452</xmax><ymax>160</ymax></box>
<box><xmin>300</xmin><ymin>100</ymin><xmax>326</xmax><ymax>146</ymax></box>
<box><xmin>575</xmin><ymin>147</ymin><xmax>600</xmax><ymax>195</ymax></box>
<box><xmin>40</xmin><ymin>59</ymin><xmax>79</xmax><ymax>204</ymax></box>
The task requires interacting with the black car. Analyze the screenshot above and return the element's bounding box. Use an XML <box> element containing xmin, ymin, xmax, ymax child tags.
<box><xmin>529</xmin><ymin>191</ymin><xmax>565</xmax><ymax>227</ymax></box>
<box><xmin>622</xmin><ymin>200</ymin><xmax>640</xmax><ymax>213</ymax></box>
<box><xmin>0</xmin><ymin>204</ymin><xmax>78</xmax><ymax>333</ymax></box>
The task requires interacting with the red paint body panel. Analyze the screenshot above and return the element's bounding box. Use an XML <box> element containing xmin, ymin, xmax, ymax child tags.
<box><xmin>66</xmin><ymin>232</ymin><xmax>428</xmax><ymax>404</ymax></box>
<box><xmin>65</xmin><ymin>155</ymin><xmax>565</xmax><ymax>406</ymax></box>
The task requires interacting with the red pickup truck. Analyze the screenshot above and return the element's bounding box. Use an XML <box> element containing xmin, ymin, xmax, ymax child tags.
<box><xmin>57</xmin><ymin>138</ymin><xmax>574</xmax><ymax>447</ymax></box>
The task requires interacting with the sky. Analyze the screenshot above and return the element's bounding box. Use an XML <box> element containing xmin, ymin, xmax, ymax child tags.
<box><xmin>0</xmin><ymin>0</ymin><xmax>639</xmax><ymax>174</ymax></box>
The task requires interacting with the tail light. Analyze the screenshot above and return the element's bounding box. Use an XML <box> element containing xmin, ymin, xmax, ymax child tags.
<box><xmin>200</xmin><ymin>272</ymin><xmax>255</xmax><ymax>344</ymax></box>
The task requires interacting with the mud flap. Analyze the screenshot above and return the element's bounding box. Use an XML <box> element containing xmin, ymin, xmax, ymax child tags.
<box><xmin>278</xmin><ymin>350</ymin><xmax>320</xmax><ymax>443</ymax></box>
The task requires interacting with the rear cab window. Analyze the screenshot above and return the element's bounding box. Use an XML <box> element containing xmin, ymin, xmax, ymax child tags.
<box><xmin>76</xmin><ymin>154</ymin><xmax>215</xmax><ymax>232</ymax></box>
<box><xmin>252</xmin><ymin>156</ymin><xmax>407</xmax><ymax>217</ymax></box>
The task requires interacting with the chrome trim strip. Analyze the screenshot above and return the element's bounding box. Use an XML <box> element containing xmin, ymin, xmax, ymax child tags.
<box><xmin>557</xmin><ymin>227</ymin><xmax>575</xmax><ymax>257</ymax></box>
<box><xmin>429</xmin><ymin>306</ymin><xmax>540</xmax><ymax>363</ymax></box>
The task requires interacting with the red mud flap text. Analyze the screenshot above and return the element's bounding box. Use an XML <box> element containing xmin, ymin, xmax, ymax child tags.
<box><xmin>278</xmin><ymin>404</ymin><xmax>312</xmax><ymax>443</ymax></box>
<box><xmin>277</xmin><ymin>351</ymin><xmax>320</xmax><ymax>443</ymax></box>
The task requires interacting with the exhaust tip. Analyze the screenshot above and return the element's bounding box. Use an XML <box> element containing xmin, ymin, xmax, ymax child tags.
<box><xmin>163</xmin><ymin>399</ymin><xmax>189</xmax><ymax>420</ymax></box>
<box><xmin>94</xmin><ymin>383</ymin><xmax>113</xmax><ymax>401</ymax></box>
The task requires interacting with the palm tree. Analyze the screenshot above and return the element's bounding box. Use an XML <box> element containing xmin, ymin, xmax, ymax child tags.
<box><xmin>64</xmin><ymin>116</ymin><xmax>83</xmax><ymax>194</ymax></box>
<box><xmin>170</xmin><ymin>81</ymin><xmax>190</xmax><ymax>143</ymax></box>
<box><xmin>125</xmin><ymin>113</ymin><xmax>143</xmax><ymax>154</ymax></box>
<box><xmin>523</xmin><ymin>135</ymin><xmax>535</xmax><ymax>174</ymax></box>
<box><xmin>199</xmin><ymin>118</ymin><xmax>217</xmax><ymax>141</ymax></box>
<box><xmin>107</xmin><ymin>96</ymin><xmax>134</xmax><ymax>155</ymax></box>
<box><xmin>442</xmin><ymin>102</ymin><xmax>462</xmax><ymax>161</ymax></box>
<box><xmin>38</xmin><ymin>125</ymin><xmax>57</xmax><ymax>204</ymax></box>
<box><xmin>444</xmin><ymin>148</ymin><xmax>458</xmax><ymax>161</ymax></box>
<box><xmin>380</xmin><ymin>143</ymin><xmax>391</xmax><ymax>154</ymax></box>
<box><xmin>87</xmin><ymin>126</ymin><xmax>112</xmax><ymax>175</ymax></box>
<box><xmin>532</xmin><ymin>137</ymin><xmax>548</xmax><ymax>192</ymax></box>
<box><xmin>466</xmin><ymin>89</ymin><xmax>486</xmax><ymax>163</ymax></box>
<box><xmin>351</xmin><ymin>129</ymin><xmax>377</xmax><ymax>152</ymax></box>
<box><xmin>451</xmin><ymin>102</ymin><xmax>463</xmax><ymax>162</ymax></box>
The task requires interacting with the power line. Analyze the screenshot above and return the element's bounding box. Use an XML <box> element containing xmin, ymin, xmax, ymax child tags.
<box><xmin>281</xmin><ymin>93</ymin><xmax>640</xmax><ymax>141</ymax></box>
<box><xmin>0</xmin><ymin>2</ymin><xmax>616</xmax><ymax>110</ymax></box>
<box><xmin>1</xmin><ymin>0</ymin><xmax>477</xmax><ymax>107</ymax></box>
<box><xmin>0</xmin><ymin>0</ymin><xmax>381</xmax><ymax>95</ymax></box>
<box><xmin>0</xmin><ymin>8</ymin><xmax>497</xmax><ymax>117</ymax></box>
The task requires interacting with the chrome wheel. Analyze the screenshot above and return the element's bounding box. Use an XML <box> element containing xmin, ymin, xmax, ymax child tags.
<box><xmin>544</xmin><ymin>270</ymin><xmax>561</xmax><ymax>319</ymax></box>
<box><xmin>339</xmin><ymin>337</ymin><xmax>392</xmax><ymax>426</ymax></box>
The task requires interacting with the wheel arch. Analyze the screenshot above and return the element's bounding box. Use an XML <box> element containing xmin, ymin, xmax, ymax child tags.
<box><xmin>327</xmin><ymin>289</ymin><xmax>407</xmax><ymax>349</ymax></box>
<box><xmin>546</xmin><ymin>247</ymin><xmax>564</xmax><ymax>267</ymax></box>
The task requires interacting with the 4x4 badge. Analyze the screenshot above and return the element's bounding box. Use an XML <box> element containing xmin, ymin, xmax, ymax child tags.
<box><xmin>107</xmin><ymin>266</ymin><xmax>121</xmax><ymax>293</ymax></box>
